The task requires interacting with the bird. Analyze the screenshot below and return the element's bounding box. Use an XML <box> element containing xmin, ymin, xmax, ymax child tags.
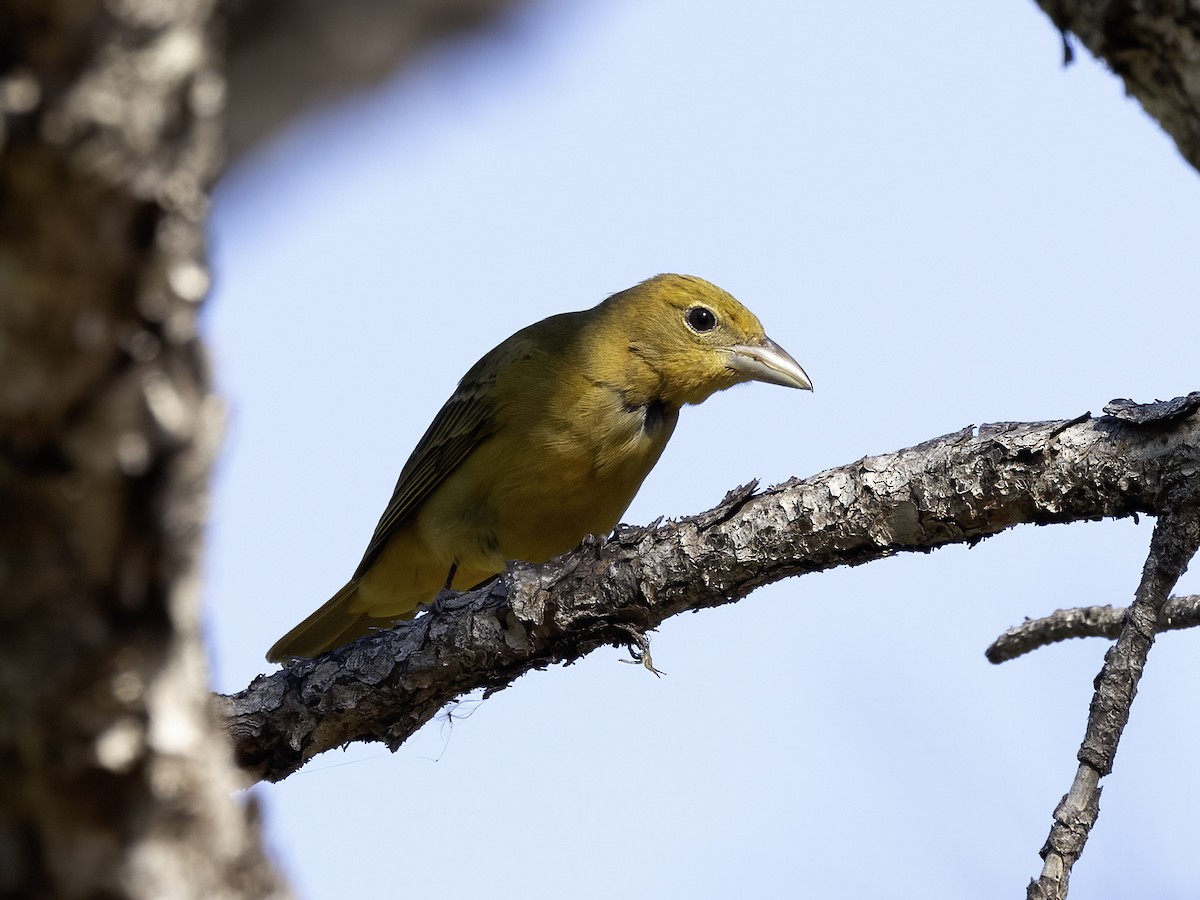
<box><xmin>266</xmin><ymin>274</ymin><xmax>812</xmax><ymax>662</ymax></box>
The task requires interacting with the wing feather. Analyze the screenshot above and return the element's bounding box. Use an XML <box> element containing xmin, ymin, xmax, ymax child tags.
<box><xmin>350</xmin><ymin>341</ymin><xmax>519</xmax><ymax>579</ymax></box>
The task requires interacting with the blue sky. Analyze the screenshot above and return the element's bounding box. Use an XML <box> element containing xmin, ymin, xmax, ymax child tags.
<box><xmin>204</xmin><ymin>2</ymin><xmax>1199</xmax><ymax>897</ymax></box>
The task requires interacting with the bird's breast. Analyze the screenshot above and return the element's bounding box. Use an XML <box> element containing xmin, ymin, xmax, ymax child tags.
<box><xmin>418</xmin><ymin>384</ymin><xmax>678</xmax><ymax>570</ymax></box>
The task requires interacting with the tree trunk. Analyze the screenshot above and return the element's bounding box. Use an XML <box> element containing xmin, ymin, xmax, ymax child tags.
<box><xmin>0</xmin><ymin>1</ymin><xmax>281</xmax><ymax>895</ymax></box>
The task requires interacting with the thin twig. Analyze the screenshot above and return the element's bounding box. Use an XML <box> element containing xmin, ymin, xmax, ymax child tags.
<box><xmin>986</xmin><ymin>594</ymin><xmax>1200</xmax><ymax>663</ymax></box>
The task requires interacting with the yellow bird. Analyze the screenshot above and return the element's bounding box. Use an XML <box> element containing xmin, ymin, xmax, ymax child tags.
<box><xmin>267</xmin><ymin>274</ymin><xmax>811</xmax><ymax>662</ymax></box>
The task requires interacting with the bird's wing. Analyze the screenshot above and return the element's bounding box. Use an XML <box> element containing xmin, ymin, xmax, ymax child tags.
<box><xmin>351</xmin><ymin>347</ymin><xmax>513</xmax><ymax>579</ymax></box>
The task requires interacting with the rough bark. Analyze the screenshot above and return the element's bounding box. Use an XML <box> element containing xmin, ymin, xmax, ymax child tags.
<box><xmin>219</xmin><ymin>395</ymin><xmax>1200</xmax><ymax>784</ymax></box>
<box><xmin>1034</xmin><ymin>0</ymin><xmax>1200</xmax><ymax>171</ymax></box>
<box><xmin>0</xmin><ymin>1</ymin><xmax>284</xmax><ymax>896</ymax></box>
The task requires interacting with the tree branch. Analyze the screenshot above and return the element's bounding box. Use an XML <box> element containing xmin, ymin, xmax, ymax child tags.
<box><xmin>987</xmin><ymin>594</ymin><xmax>1200</xmax><ymax>662</ymax></box>
<box><xmin>222</xmin><ymin>0</ymin><xmax>529</xmax><ymax>158</ymax></box>
<box><xmin>1027</xmin><ymin>500</ymin><xmax>1200</xmax><ymax>899</ymax></box>
<box><xmin>219</xmin><ymin>394</ymin><xmax>1200</xmax><ymax>784</ymax></box>
<box><xmin>1033</xmin><ymin>0</ymin><xmax>1200</xmax><ymax>172</ymax></box>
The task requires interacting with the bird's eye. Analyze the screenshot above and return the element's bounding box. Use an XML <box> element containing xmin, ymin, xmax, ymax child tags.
<box><xmin>686</xmin><ymin>306</ymin><xmax>717</xmax><ymax>332</ymax></box>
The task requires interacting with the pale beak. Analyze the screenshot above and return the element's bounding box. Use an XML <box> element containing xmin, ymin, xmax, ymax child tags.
<box><xmin>728</xmin><ymin>336</ymin><xmax>813</xmax><ymax>391</ymax></box>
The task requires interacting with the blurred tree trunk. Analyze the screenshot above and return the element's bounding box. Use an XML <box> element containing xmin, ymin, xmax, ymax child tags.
<box><xmin>0</xmin><ymin>1</ymin><xmax>284</xmax><ymax>896</ymax></box>
<box><xmin>0</xmin><ymin>0</ymin><xmax>1196</xmax><ymax>897</ymax></box>
<box><xmin>0</xmin><ymin>0</ymin><xmax>520</xmax><ymax>896</ymax></box>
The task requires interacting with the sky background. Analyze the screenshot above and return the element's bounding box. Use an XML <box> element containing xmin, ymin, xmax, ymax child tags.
<box><xmin>203</xmin><ymin>2</ymin><xmax>1199</xmax><ymax>897</ymax></box>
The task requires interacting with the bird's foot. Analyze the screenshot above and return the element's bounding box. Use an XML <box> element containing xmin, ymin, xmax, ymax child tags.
<box><xmin>430</xmin><ymin>586</ymin><xmax>462</xmax><ymax>614</ymax></box>
<box><xmin>617</xmin><ymin>625</ymin><xmax>665</xmax><ymax>677</ymax></box>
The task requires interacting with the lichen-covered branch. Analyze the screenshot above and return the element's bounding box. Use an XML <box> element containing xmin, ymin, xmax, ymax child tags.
<box><xmin>219</xmin><ymin>394</ymin><xmax>1200</xmax><ymax>784</ymax></box>
<box><xmin>987</xmin><ymin>594</ymin><xmax>1200</xmax><ymax>662</ymax></box>
<box><xmin>1033</xmin><ymin>0</ymin><xmax>1200</xmax><ymax>172</ymax></box>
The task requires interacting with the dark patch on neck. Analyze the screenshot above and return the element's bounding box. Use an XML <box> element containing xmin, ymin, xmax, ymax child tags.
<box><xmin>598</xmin><ymin>379</ymin><xmax>677</xmax><ymax>435</ymax></box>
<box><xmin>625</xmin><ymin>393</ymin><xmax>677</xmax><ymax>435</ymax></box>
<box><xmin>643</xmin><ymin>397</ymin><xmax>670</xmax><ymax>432</ymax></box>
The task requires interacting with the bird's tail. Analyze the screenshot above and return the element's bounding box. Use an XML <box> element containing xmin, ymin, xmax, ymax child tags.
<box><xmin>266</xmin><ymin>580</ymin><xmax>387</xmax><ymax>663</ymax></box>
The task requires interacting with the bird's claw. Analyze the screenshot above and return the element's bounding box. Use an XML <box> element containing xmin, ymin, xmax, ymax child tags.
<box><xmin>430</xmin><ymin>586</ymin><xmax>461</xmax><ymax>613</ymax></box>
<box><xmin>617</xmin><ymin>626</ymin><xmax>665</xmax><ymax>677</ymax></box>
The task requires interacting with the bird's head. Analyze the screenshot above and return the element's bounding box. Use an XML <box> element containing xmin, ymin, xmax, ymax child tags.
<box><xmin>605</xmin><ymin>273</ymin><xmax>812</xmax><ymax>408</ymax></box>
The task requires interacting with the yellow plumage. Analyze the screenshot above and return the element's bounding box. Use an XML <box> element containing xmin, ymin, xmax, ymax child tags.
<box><xmin>267</xmin><ymin>274</ymin><xmax>811</xmax><ymax>662</ymax></box>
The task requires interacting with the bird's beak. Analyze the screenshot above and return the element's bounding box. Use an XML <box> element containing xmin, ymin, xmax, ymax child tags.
<box><xmin>727</xmin><ymin>336</ymin><xmax>813</xmax><ymax>391</ymax></box>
